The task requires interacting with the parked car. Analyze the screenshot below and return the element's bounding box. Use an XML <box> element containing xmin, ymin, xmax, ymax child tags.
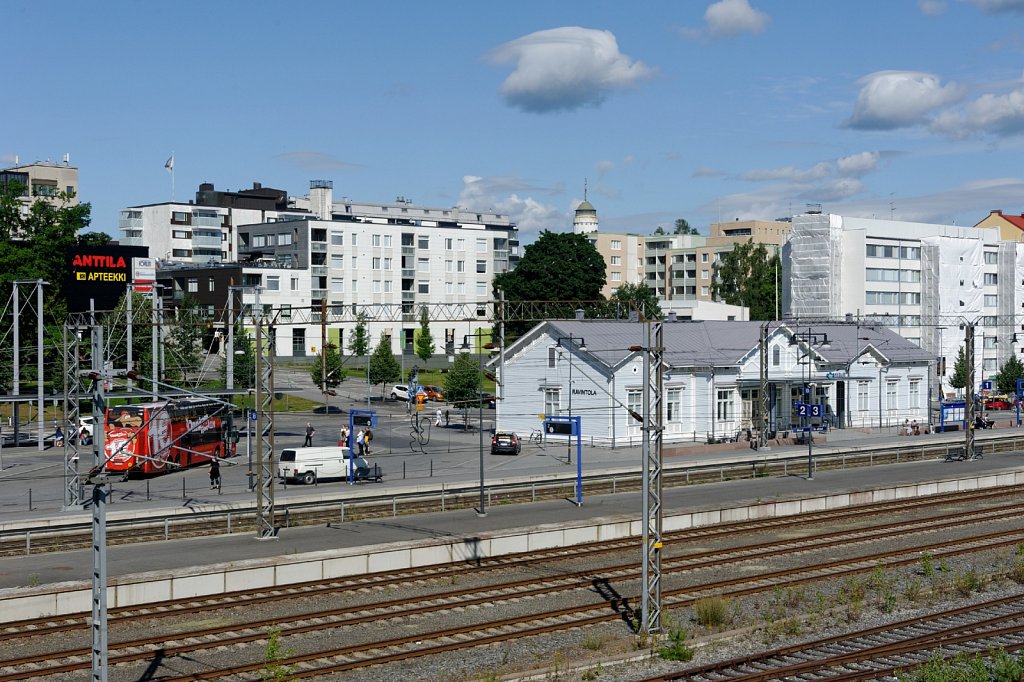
<box><xmin>984</xmin><ymin>396</ymin><xmax>1012</xmax><ymax>410</ymax></box>
<box><xmin>390</xmin><ymin>384</ymin><xmax>411</xmax><ymax>401</ymax></box>
<box><xmin>480</xmin><ymin>392</ymin><xmax>497</xmax><ymax>409</ymax></box>
<box><xmin>422</xmin><ymin>385</ymin><xmax>444</xmax><ymax>401</ymax></box>
<box><xmin>490</xmin><ymin>431</ymin><xmax>521</xmax><ymax>455</ymax></box>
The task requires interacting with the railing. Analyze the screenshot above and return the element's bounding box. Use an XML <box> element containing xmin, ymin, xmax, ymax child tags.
<box><xmin>4</xmin><ymin>432</ymin><xmax>1021</xmax><ymax>554</ymax></box>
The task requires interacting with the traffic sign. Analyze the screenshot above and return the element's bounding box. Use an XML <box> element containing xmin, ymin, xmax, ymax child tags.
<box><xmin>248</xmin><ymin>408</ymin><xmax>257</xmax><ymax>422</ymax></box>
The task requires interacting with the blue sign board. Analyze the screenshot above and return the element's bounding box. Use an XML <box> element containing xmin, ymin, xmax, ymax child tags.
<box><xmin>248</xmin><ymin>408</ymin><xmax>258</xmax><ymax>422</ymax></box>
<box><xmin>795</xmin><ymin>402</ymin><xmax>823</xmax><ymax>418</ymax></box>
<box><xmin>981</xmin><ymin>380</ymin><xmax>992</xmax><ymax>391</ymax></box>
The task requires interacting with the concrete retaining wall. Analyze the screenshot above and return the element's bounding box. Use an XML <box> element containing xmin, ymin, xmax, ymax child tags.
<box><xmin>2</xmin><ymin>469</ymin><xmax>1022</xmax><ymax>623</ymax></box>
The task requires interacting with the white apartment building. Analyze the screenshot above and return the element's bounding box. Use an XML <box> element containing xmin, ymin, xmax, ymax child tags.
<box><xmin>783</xmin><ymin>212</ymin><xmax>1017</xmax><ymax>390</ymax></box>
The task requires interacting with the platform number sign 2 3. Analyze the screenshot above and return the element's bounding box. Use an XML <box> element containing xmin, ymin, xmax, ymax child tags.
<box><xmin>796</xmin><ymin>403</ymin><xmax>823</xmax><ymax>418</ymax></box>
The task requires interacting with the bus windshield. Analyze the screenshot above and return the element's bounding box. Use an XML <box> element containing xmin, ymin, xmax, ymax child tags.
<box><xmin>107</xmin><ymin>406</ymin><xmax>145</xmax><ymax>429</ymax></box>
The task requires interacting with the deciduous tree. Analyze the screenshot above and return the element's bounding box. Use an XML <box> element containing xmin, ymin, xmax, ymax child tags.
<box><xmin>368</xmin><ymin>334</ymin><xmax>401</xmax><ymax>396</ymax></box>
<box><xmin>994</xmin><ymin>354</ymin><xmax>1024</xmax><ymax>396</ymax></box>
<box><xmin>415</xmin><ymin>305</ymin><xmax>435</xmax><ymax>363</ymax></box>
<box><xmin>444</xmin><ymin>352</ymin><xmax>482</xmax><ymax>430</ymax></box>
<box><xmin>710</xmin><ymin>240</ymin><xmax>780</xmax><ymax>320</ymax></box>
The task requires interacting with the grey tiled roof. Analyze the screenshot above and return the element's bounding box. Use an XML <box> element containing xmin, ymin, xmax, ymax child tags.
<box><xmin>534</xmin><ymin>320</ymin><xmax>932</xmax><ymax>370</ymax></box>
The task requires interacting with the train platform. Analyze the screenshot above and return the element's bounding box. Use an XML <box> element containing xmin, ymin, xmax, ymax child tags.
<box><xmin>0</xmin><ymin>434</ymin><xmax>1020</xmax><ymax>607</ymax></box>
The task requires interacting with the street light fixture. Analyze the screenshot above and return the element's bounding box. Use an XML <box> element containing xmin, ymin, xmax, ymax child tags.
<box><xmin>461</xmin><ymin>332</ymin><xmax>495</xmax><ymax>517</ymax></box>
<box><xmin>790</xmin><ymin>330</ymin><xmax>831</xmax><ymax>480</ymax></box>
<box><xmin>555</xmin><ymin>335</ymin><xmax>587</xmax><ymax>464</ymax></box>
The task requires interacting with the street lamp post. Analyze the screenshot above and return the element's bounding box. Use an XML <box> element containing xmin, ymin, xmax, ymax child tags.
<box><xmin>461</xmin><ymin>332</ymin><xmax>495</xmax><ymax>517</ymax></box>
<box><xmin>556</xmin><ymin>335</ymin><xmax>587</xmax><ymax>464</ymax></box>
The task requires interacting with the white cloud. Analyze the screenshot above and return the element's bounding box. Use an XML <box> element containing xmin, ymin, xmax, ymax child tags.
<box><xmin>692</xmin><ymin>165</ymin><xmax>725</xmax><ymax>177</ymax></box>
<box><xmin>928</xmin><ymin>86</ymin><xmax>1024</xmax><ymax>137</ymax></box>
<box><xmin>967</xmin><ymin>0</ymin><xmax>1024</xmax><ymax>12</ymax></box>
<box><xmin>594</xmin><ymin>160</ymin><xmax>615</xmax><ymax>176</ymax></box>
<box><xmin>918</xmin><ymin>0</ymin><xmax>947</xmax><ymax>15</ymax></box>
<box><xmin>836</xmin><ymin>151</ymin><xmax>880</xmax><ymax>176</ymax></box>
<box><xmin>457</xmin><ymin>175</ymin><xmax>566</xmax><ymax>240</ymax></box>
<box><xmin>843</xmin><ymin>71</ymin><xmax>964</xmax><ymax>130</ymax></box>
<box><xmin>704</xmin><ymin>0</ymin><xmax>770</xmax><ymax>37</ymax></box>
<box><xmin>488</xmin><ymin>27</ymin><xmax>653</xmax><ymax>113</ymax></box>
<box><xmin>740</xmin><ymin>161</ymin><xmax>831</xmax><ymax>182</ymax></box>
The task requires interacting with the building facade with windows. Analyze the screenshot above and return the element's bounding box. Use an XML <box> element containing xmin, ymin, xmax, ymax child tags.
<box><xmin>0</xmin><ymin>157</ymin><xmax>79</xmax><ymax>217</ymax></box>
<box><xmin>783</xmin><ymin>212</ymin><xmax>1018</xmax><ymax>389</ymax></box>
<box><xmin>496</xmin><ymin>319</ymin><xmax>931</xmax><ymax>446</ymax></box>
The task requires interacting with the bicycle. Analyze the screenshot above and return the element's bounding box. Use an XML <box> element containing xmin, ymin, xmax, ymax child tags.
<box><xmin>529</xmin><ymin>428</ymin><xmax>544</xmax><ymax>445</ymax></box>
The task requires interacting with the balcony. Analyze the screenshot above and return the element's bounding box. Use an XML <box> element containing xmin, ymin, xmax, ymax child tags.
<box><xmin>402</xmin><ymin>246</ymin><xmax>415</xmax><ymax>256</ymax></box>
<box><xmin>402</xmin><ymin>268</ymin><xmax>415</xmax><ymax>278</ymax></box>
<box><xmin>311</xmin><ymin>266</ymin><xmax>327</xmax><ymax>277</ymax></box>
<box><xmin>311</xmin><ymin>243</ymin><xmax>328</xmax><ymax>253</ymax></box>
<box><xmin>311</xmin><ymin>288</ymin><xmax>327</xmax><ymax>299</ymax></box>
<box><xmin>191</xmin><ymin>233</ymin><xmax>222</xmax><ymax>247</ymax></box>
<box><xmin>118</xmin><ymin>217</ymin><xmax>142</xmax><ymax>229</ymax></box>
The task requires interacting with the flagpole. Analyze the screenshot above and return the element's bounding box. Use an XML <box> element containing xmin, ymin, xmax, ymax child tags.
<box><xmin>170</xmin><ymin>151</ymin><xmax>175</xmax><ymax>202</ymax></box>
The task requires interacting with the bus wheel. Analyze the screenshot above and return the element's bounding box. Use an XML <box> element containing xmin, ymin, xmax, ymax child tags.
<box><xmin>301</xmin><ymin>471</ymin><xmax>316</xmax><ymax>485</ymax></box>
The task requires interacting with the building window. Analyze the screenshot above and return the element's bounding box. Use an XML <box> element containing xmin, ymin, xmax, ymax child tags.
<box><xmin>330</xmin><ymin>278</ymin><xmax>344</xmax><ymax>293</ymax></box>
<box><xmin>984</xmin><ymin>251</ymin><xmax>998</xmax><ymax>264</ymax></box>
<box><xmin>457</xmin><ymin>260</ymin><xmax>465</xmax><ymax>273</ymax></box>
<box><xmin>418</xmin><ymin>236</ymin><xmax>429</xmax><ymax>249</ymax></box>
<box><xmin>701</xmin><ymin>253</ymin><xmax>709</xmax><ymax>263</ymax></box>
<box><xmin>351</xmin><ymin>256</ymin><xmax>358</xmax><ymax>269</ymax></box>
<box><xmin>909</xmin><ymin>379</ymin><xmax>920</xmax><ymax>408</ymax></box>
<box><xmin>445</xmin><ymin>238</ymin><xmax>453</xmax><ymax>250</ymax></box>
<box><xmin>545</xmin><ymin>388</ymin><xmax>561</xmax><ymax>417</ymax></box>
<box><xmin>476</xmin><ymin>260</ymin><xmax>487</xmax><ymax>274</ymax></box>
<box><xmin>372</xmin><ymin>257</ymin><xmax>382</xmax><ymax>270</ymax></box>
<box><xmin>984</xmin><ymin>358</ymin><xmax>999</xmax><ymax>372</ymax></box>
<box><xmin>383</xmin><ymin>257</ymin><xmax>393</xmax><ymax>270</ymax></box>
<box><xmin>611</xmin><ymin>272</ymin><xmax>621</xmax><ymax>281</ymax></box>
<box><xmin>445</xmin><ymin>259</ymin><xmax>453</xmax><ymax>272</ymax></box>
<box><xmin>372</xmin><ymin>234</ymin><xmax>381</xmax><ymax>247</ymax></box>
<box><xmin>266</xmin><ymin>276</ymin><xmax>280</xmax><ymax>291</ymax></box>
<box><xmin>351</xmin><ymin>279</ymin><xmax>358</xmax><ymax>293</ymax></box>
<box><xmin>476</xmin><ymin>282</ymin><xmax>486</xmax><ymax>296</ymax></box>
<box><xmin>983</xmin><ymin>336</ymin><xmax>998</xmax><ymax>349</ymax></box>
<box><xmin>666</xmin><ymin>388</ymin><xmax>682</xmax><ymax>422</ymax></box>
<box><xmin>773</xmin><ymin>347</ymin><xmax>780</xmax><ymax>366</ymax></box>
<box><xmin>548</xmin><ymin>347</ymin><xmax>556</xmax><ymax>368</ymax></box>
<box><xmin>701</xmin><ymin>270</ymin><xmax>709</xmax><ymax>279</ymax></box>
<box><xmin>418</xmin><ymin>258</ymin><xmax>430</xmax><ymax>272</ymax></box>
<box><xmin>372</xmin><ymin>280</ymin><xmax>381</xmax><ymax>293</ymax></box>
<box><xmin>446</xmin><ymin>282</ymin><xmax>454</xmax><ymax>294</ymax></box>
<box><xmin>172</xmin><ymin>230</ymin><xmax>190</xmax><ymax>239</ymax></box>
<box><xmin>626</xmin><ymin>389</ymin><xmax>642</xmax><ymax>421</ymax></box>
<box><xmin>171</xmin><ymin>211</ymin><xmax>190</xmax><ymax>225</ymax></box>
<box><xmin>187</xmin><ymin>278</ymin><xmax>198</xmax><ymax>293</ymax></box>
<box><xmin>418</xmin><ymin>281</ymin><xmax>429</xmax><ymax>294</ymax></box>
<box><xmin>701</xmin><ymin>286</ymin><xmax>709</xmax><ymax>296</ymax></box>
<box><xmin>610</xmin><ymin>256</ymin><xmax>621</xmax><ymax>265</ymax></box>
<box><xmin>476</xmin><ymin>238</ymin><xmax>488</xmax><ymax>253</ymax></box>
<box><xmin>331</xmin><ymin>231</ymin><xmax>344</xmax><ymax>246</ymax></box>
<box><xmin>611</xmin><ymin>240</ymin><xmax>622</xmax><ymax>250</ymax></box>
<box><xmin>290</xmin><ymin>277</ymin><xmax>299</xmax><ymax>291</ymax></box>
<box><xmin>383</xmin><ymin>280</ymin><xmax>393</xmax><ymax>293</ymax></box>
<box><xmin>984</xmin><ymin>294</ymin><xmax>998</xmax><ymax>307</ymax></box>
<box><xmin>858</xmin><ymin>381</ymin><xmax>870</xmax><ymax>411</ymax></box>
<box><xmin>350</xmin><ymin>234</ymin><xmax>358</xmax><ymax>247</ymax></box>
<box><xmin>208</xmin><ymin>277</ymin><xmax>215</xmax><ymax>292</ymax></box>
<box><xmin>331</xmin><ymin>255</ymin><xmax>344</xmax><ymax>269</ymax></box>
<box><xmin>716</xmin><ymin>389</ymin><xmax>734</xmax><ymax>421</ymax></box>
<box><xmin>886</xmin><ymin>380</ymin><xmax>898</xmax><ymax>411</ymax></box>
<box><xmin>457</xmin><ymin>238</ymin><xmax>465</xmax><ymax>251</ymax></box>
<box><xmin>984</xmin><ymin>273</ymin><xmax>998</xmax><ymax>285</ymax></box>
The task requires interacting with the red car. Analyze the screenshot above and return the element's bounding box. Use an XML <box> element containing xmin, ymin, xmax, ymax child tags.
<box><xmin>422</xmin><ymin>385</ymin><xmax>444</xmax><ymax>401</ymax></box>
<box><xmin>984</xmin><ymin>397</ymin><xmax>1012</xmax><ymax>410</ymax></box>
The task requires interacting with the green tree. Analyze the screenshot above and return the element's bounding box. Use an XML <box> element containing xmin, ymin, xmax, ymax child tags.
<box><xmin>107</xmin><ymin>290</ymin><xmax>154</xmax><ymax>382</ymax></box>
<box><xmin>609</xmin><ymin>282</ymin><xmax>662</xmax><ymax>320</ymax></box>
<box><xmin>347</xmin><ymin>312</ymin><xmax>369</xmax><ymax>358</ymax></box>
<box><xmin>414</xmin><ymin>305</ymin><xmax>435</xmax><ymax>363</ymax></box>
<box><xmin>163</xmin><ymin>294</ymin><xmax>205</xmax><ymax>385</ymax></box>
<box><xmin>653</xmin><ymin>226</ymin><xmax>666</xmax><ymax>235</ymax></box>
<box><xmin>949</xmin><ymin>345</ymin><xmax>968</xmax><ymax>391</ymax></box>
<box><xmin>225</xmin><ymin>328</ymin><xmax>257</xmax><ymax>392</ymax></box>
<box><xmin>444</xmin><ymin>352</ymin><xmax>482</xmax><ymax>430</ymax></box>
<box><xmin>493</xmin><ymin>230</ymin><xmax>606</xmax><ymax>336</ymax></box>
<box><xmin>710</xmin><ymin>240</ymin><xmax>780</xmax><ymax>320</ymax></box>
<box><xmin>309</xmin><ymin>342</ymin><xmax>343</xmax><ymax>391</ymax></box>
<box><xmin>368</xmin><ymin>334</ymin><xmax>401</xmax><ymax>396</ymax></box>
<box><xmin>994</xmin><ymin>354</ymin><xmax>1024</xmax><ymax>395</ymax></box>
<box><xmin>674</xmin><ymin>218</ymin><xmax>699</xmax><ymax>235</ymax></box>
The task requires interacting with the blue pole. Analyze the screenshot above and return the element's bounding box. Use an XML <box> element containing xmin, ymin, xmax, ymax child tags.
<box><xmin>575</xmin><ymin>417</ymin><xmax>582</xmax><ymax>506</ymax></box>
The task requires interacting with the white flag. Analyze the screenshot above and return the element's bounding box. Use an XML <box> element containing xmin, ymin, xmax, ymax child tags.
<box><xmin>164</xmin><ymin>155</ymin><xmax>174</xmax><ymax>173</ymax></box>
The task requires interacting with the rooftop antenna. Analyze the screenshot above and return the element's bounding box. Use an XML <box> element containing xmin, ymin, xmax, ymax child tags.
<box><xmin>583</xmin><ymin>177</ymin><xmax>588</xmax><ymax>202</ymax></box>
<box><xmin>889</xmin><ymin>192</ymin><xmax>895</xmax><ymax>220</ymax></box>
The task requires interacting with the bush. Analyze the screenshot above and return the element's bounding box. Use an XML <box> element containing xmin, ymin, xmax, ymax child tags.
<box><xmin>658</xmin><ymin>626</ymin><xmax>694</xmax><ymax>662</ymax></box>
<box><xmin>694</xmin><ymin>596</ymin><xmax>731</xmax><ymax>628</ymax></box>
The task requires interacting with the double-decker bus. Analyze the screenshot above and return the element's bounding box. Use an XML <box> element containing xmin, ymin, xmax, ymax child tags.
<box><xmin>104</xmin><ymin>398</ymin><xmax>234</xmax><ymax>475</ymax></box>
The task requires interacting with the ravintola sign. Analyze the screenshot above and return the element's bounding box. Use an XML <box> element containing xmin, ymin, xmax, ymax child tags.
<box><xmin>66</xmin><ymin>246</ymin><xmax>150</xmax><ymax>312</ymax></box>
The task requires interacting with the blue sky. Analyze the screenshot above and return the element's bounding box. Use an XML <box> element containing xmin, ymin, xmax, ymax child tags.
<box><xmin>7</xmin><ymin>0</ymin><xmax>1024</xmax><ymax>244</ymax></box>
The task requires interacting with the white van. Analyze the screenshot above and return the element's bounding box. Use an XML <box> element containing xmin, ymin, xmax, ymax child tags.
<box><xmin>278</xmin><ymin>447</ymin><xmax>381</xmax><ymax>485</ymax></box>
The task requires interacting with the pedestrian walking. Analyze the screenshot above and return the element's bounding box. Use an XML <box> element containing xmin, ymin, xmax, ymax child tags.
<box><xmin>364</xmin><ymin>429</ymin><xmax>373</xmax><ymax>455</ymax></box>
<box><xmin>445</xmin><ymin>409</ymin><xmax>450</xmax><ymax>427</ymax></box>
<box><xmin>339</xmin><ymin>425</ymin><xmax>349</xmax><ymax>447</ymax></box>
<box><xmin>435</xmin><ymin>407</ymin><xmax>443</xmax><ymax>427</ymax></box>
<box><xmin>304</xmin><ymin>422</ymin><xmax>315</xmax><ymax>447</ymax></box>
<box><xmin>54</xmin><ymin>426</ymin><xmax>64</xmax><ymax>447</ymax></box>
<box><xmin>356</xmin><ymin>428</ymin><xmax>366</xmax><ymax>456</ymax></box>
<box><xmin>209</xmin><ymin>458</ymin><xmax>221</xmax><ymax>489</ymax></box>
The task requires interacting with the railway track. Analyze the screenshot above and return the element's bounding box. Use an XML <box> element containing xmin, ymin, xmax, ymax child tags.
<box><xmin>642</xmin><ymin>594</ymin><xmax>1024</xmax><ymax>681</ymax></box>
<box><xmin>2</xmin><ymin>486</ymin><xmax>1023</xmax><ymax>680</ymax></box>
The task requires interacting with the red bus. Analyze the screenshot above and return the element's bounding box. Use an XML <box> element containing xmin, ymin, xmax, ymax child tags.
<box><xmin>104</xmin><ymin>398</ymin><xmax>234</xmax><ymax>475</ymax></box>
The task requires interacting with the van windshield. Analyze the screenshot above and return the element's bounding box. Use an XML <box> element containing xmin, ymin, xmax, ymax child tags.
<box><xmin>280</xmin><ymin>450</ymin><xmax>296</xmax><ymax>462</ymax></box>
